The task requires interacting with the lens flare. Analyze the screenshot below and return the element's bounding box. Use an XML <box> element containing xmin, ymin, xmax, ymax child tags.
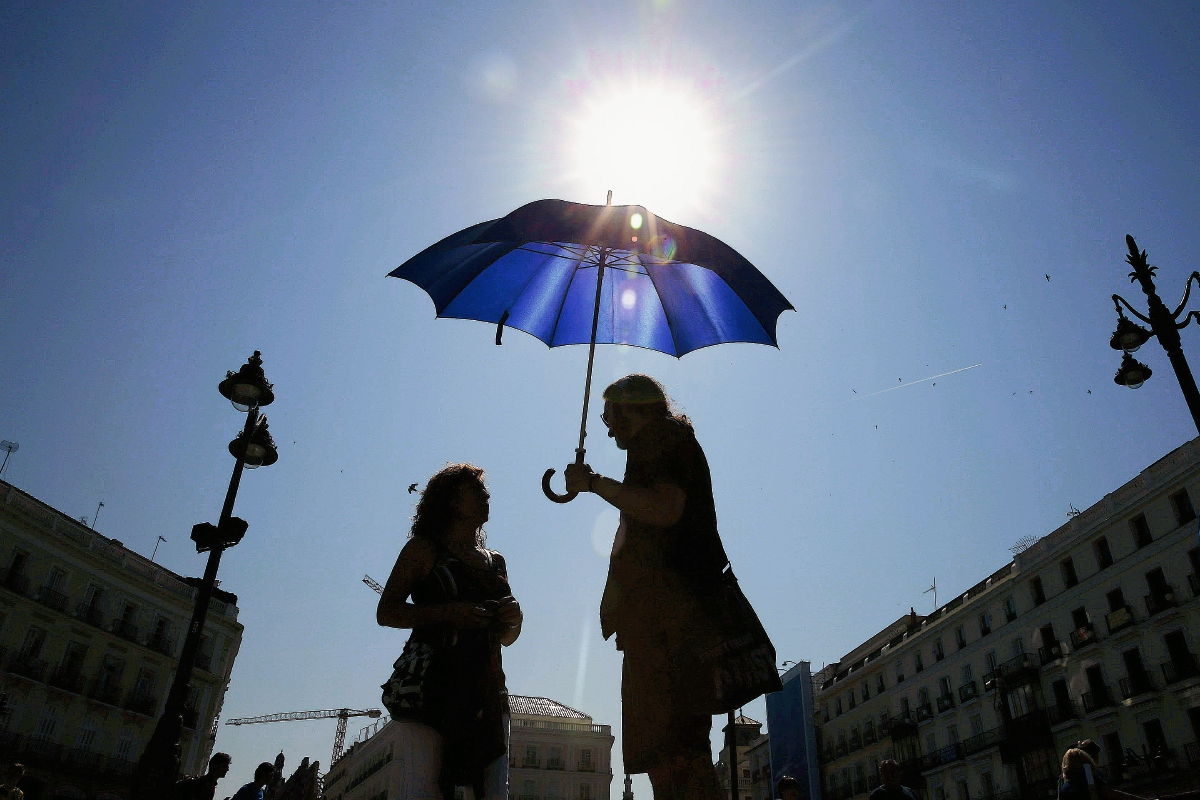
<box><xmin>630</xmin><ymin>213</ymin><xmax>643</xmax><ymax>229</ymax></box>
<box><xmin>621</xmin><ymin>288</ymin><xmax>637</xmax><ymax>309</ymax></box>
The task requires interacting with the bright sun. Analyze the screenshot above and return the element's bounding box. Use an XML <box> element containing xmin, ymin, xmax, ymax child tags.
<box><xmin>567</xmin><ymin>79</ymin><xmax>721</xmax><ymax>213</ymax></box>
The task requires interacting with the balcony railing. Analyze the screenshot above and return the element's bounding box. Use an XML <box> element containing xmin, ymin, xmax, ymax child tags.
<box><xmin>936</xmin><ymin>694</ymin><xmax>956</xmax><ymax>713</ymax></box>
<box><xmin>1046</xmin><ymin>703</ymin><xmax>1078</xmax><ymax>725</ymax></box>
<box><xmin>578</xmin><ymin>761</ymin><xmax>595</xmax><ymax>772</ymax></box>
<box><xmin>962</xmin><ymin>725</ymin><xmax>1006</xmax><ymax>756</ymax></box>
<box><xmin>1118</xmin><ymin>674</ymin><xmax>1155</xmax><ymax>699</ymax></box>
<box><xmin>7</xmin><ymin>653</ymin><xmax>48</xmax><ymax>682</ymax></box>
<box><xmin>1038</xmin><ymin>644</ymin><xmax>1064</xmax><ymax>665</ymax></box>
<box><xmin>145</xmin><ymin>632</ymin><xmax>176</xmax><ymax>657</ymax></box>
<box><xmin>1069</xmin><ymin>624</ymin><xmax>1098</xmax><ymax>649</ymax></box>
<box><xmin>36</xmin><ymin>585</ymin><xmax>70</xmax><ymax>613</ymax></box>
<box><xmin>1161</xmin><ymin>654</ymin><xmax>1200</xmax><ymax>684</ymax></box>
<box><xmin>920</xmin><ymin>744</ymin><xmax>965</xmax><ymax>771</ymax></box>
<box><xmin>88</xmin><ymin>679</ymin><xmax>122</xmax><ymax>707</ymax></box>
<box><xmin>863</xmin><ymin>728</ymin><xmax>877</xmax><ymax>745</ymax></box>
<box><xmin>124</xmin><ymin>689</ymin><xmax>158</xmax><ymax>717</ymax></box>
<box><xmin>1082</xmin><ymin>686</ymin><xmax>1115</xmax><ymax>713</ymax></box>
<box><xmin>522</xmin><ymin>759</ymin><xmax>539</xmax><ymax>768</ymax></box>
<box><xmin>546</xmin><ymin>757</ymin><xmax>564</xmax><ymax>770</ymax></box>
<box><xmin>1144</xmin><ymin>590</ymin><xmax>1178</xmax><ymax>616</ymax></box>
<box><xmin>959</xmin><ymin>681</ymin><xmax>979</xmax><ymax>702</ymax></box>
<box><xmin>887</xmin><ymin>713</ymin><xmax>917</xmax><ymax>737</ymax></box>
<box><xmin>48</xmin><ymin>666</ymin><xmax>86</xmax><ymax>694</ymax></box>
<box><xmin>1</xmin><ymin>567</ymin><xmax>31</xmax><ymax>596</ymax></box>
<box><xmin>110</xmin><ymin>618</ymin><xmax>140</xmax><ymax>643</ymax></box>
<box><xmin>75</xmin><ymin>602</ymin><xmax>105</xmax><ymax>628</ymax></box>
<box><xmin>849</xmin><ymin>734</ymin><xmax>863</xmax><ymax>752</ymax></box>
<box><xmin>1105</xmin><ymin>606</ymin><xmax>1135</xmax><ymax>634</ymax></box>
<box><xmin>915</xmin><ymin>703</ymin><xmax>933</xmax><ymax>723</ymax></box>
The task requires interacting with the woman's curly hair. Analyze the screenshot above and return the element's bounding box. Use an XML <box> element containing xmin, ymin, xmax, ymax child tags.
<box><xmin>410</xmin><ymin>463</ymin><xmax>487</xmax><ymax>546</ymax></box>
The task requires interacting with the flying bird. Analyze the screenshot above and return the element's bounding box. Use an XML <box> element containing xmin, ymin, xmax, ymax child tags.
<box><xmin>1003</xmin><ymin>305</ymin><xmax>1007</xmax><ymax>309</ymax></box>
<box><xmin>1045</xmin><ymin>274</ymin><xmax>1051</xmax><ymax>282</ymax></box>
<box><xmin>408</xmin><ymin>483</ymin><xmax>419</xmax><ymax>494</ymax></box>
<box><xmin>1087</xmin><ymin>390</ymin><xmax>1092</xmax><ymax>394</ymax></box>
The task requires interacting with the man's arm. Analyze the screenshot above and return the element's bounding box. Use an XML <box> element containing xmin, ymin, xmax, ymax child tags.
<box><xmin>565</xmin><ymin>463</ymin><xmax>685</xmax><ymax>527</ymax></box>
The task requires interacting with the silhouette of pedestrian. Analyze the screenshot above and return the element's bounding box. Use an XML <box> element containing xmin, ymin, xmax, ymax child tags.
<box><xmin>565</xmin><ymin>374</ymin><xmax>728</xmax><ymax>800</ymax></box>
<box><xmin>230</xmin><ymin>763</ymin><xmax>275</xmax><ymax>800</ymax></box>
<box><xmin>175</xmin><ymin>752</ymin><xmax>231</xmax><ymax>800</ymax></box>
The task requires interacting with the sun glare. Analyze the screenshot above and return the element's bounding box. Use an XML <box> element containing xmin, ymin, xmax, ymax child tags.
<box><xmin>568</xmin><ymin>79</ymin><xmax>721</xmax><ymax>213</ymax></box>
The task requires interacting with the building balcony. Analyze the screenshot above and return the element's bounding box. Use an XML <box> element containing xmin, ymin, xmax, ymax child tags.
<box><xmin>936</xmin><ymin>694</ymin><xmax>956</xmax><ymax>713</ymax></box>
<box><xmin>578</xmin><ymin>761</ymin><xmax>596</xmax><ymax>772</ymax></box>
<box><xmin>7</xmin><ymin>653</ymin><xmax>48</xmax><ymax>682</ymax></box>
<box><xmin>916</xmin><ymin>704</ymin><xmax>934</xmax><ymax>723</ymax></box>
<box><xmin>36</xmin><ymin>585</ymin><xmax>70</xmax><ymax>613</ymax></box>
<box><xmin>849</xmin><ymin>734</ymin><xmax>863</xmax><ymax>752</ymax></box>
<box><xmin>887</xmin><ymin>713</ymin><xmax>918</xmax><ymax>738</ymax></box>
<box><xmin>1</xmin><ymin>567</ymin><xmax>31</xmax><ymax>596</ymax></box>
<box><xmin>1069</xmin><ymin>624</ymin><xmax>1098</xmax><ymax>650</ymax></box>
<box><xmin>1118</xmin><ymin>674</ymin><xmax>1155</xmax><ymax>699</ymax></box>
<box><xmin>1144</xmin><ymin>590</ymin><xmax>1178</xmax><ymax>617</ymax></box>
<box><xmin>110</xmin><ymin>618</ymin><xmax>140</xmax><ymax>644</ymax></box>
<box><xmin>1105</xmin><ymin>607</ymin><xmax>1136</xmax><ymax>634</ymax></box>
<box><xmin>48</xmin><ymin>666</ymin><xmax>86</xmax><ymax>694</ymax></box>
<box><xmin>546</xmin><ymin>757</ymin><xmax>564</xmax><ymax>770</ymax></box>
<box><xmin>863</xmin><ymin>729</ymin><xmax>877</xmax><ymax>746</ymax></box>
<box><xmin>124</xmin><ymin>689</ymin><xmax>159</xmax><ymax>717</ymax></box>
<box><xmin>75</xmin><ymin>602</ymin><xmax>105</xmax><ymax>628</ymax></box>
<box><xmin>920</xmin><ymin>744</ymin><xmax>965</xmax><ymax>771</ymax></box>
<box><xmin>1038</xmin><ymin>644</ymin><xmax>1064</xmax><ymax>665</ymax></box>
<box><xmin>1046</xmin><ymin>703</ymin><xmax>1079</xmax><ymax>725</ymax></box>
<box><xmin>983</xmin><ymin>654</ymin><xmax>1039</xmax><ymax>689</ymax></box>
<box><xmin>958</xmin><ymin>681</ymin><xmax>979</xmax><ymax>703</ymax></box>
<box><xmin>1082</xmin><ymin>686</ymin><xmax>1116</xmax><ymax>713</ymax></box>
<box><xmin>88</xmin><ymin>679</ymin><xmax>122</xmax><ymax>707</ymax></box>
<box><xmin>1161</xmin><ymin>654</ymin><xmax>1200</xmax><ymax>684</ymax></box>
<box><xmin>522</xmin><ymin>759</ymin><xmax>539</xmax><ymax>768</ymax></box>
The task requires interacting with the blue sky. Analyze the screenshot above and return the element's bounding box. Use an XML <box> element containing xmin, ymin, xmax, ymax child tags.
<box><xmin>3</xmin><ymin>1</ymin><xmax>1199</xmax><ymax>796</ymax></box>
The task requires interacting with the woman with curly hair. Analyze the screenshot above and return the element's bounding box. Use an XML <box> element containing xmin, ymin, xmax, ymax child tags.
<box><xmin>378</xmin><ymin>463</ymin><xmax>521</xmax><ymax>800</ymax></box>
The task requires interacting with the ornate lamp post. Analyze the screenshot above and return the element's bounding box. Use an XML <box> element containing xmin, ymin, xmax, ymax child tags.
<box><xmin>1110</xmin><ymin>235</ymin><xmax>1200</xmax><ymax>435</ymax></box>
<box><xmin>132</xmin><ymin>351</ymin><xmax>278</xmax><ymax>798</ymax></box>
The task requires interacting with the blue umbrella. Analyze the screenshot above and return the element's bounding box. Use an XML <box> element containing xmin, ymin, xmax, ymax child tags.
<box><xmin>390</xmin><ymin>197</ymin><xmax>793</xmax><ymax>501</ymax></box>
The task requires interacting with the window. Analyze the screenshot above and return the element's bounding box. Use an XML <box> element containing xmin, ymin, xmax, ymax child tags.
<box><xmin>1004</xmin><ymin>597</ymin><xmax>1018</xmax><ymax>622</ymax></box>
<box><xmin>895</xmin><ymin>661</ymin><xmax>905</xmax><ymax>684</ymax></box>
<box><xmin>970</xmin><ymin>714</ymin><xmax>983</xmax><ymax>736</ymax></box>
<box><xmin>981</xmin><ymin>773</ymin><xmax>995</xmax><ymax>799</ymax></box>
<box><xmin>34</xmin><ymin>705</ymin><xmax>60</xmax><ymax>740</ymax></box>
<box><xmin>548</xmin><ymin>744</ymin><xmax>563</xmax><ymax>767</ymax></box>
<box><xmin>939</xmin><ymin>677</ymin><xmax>952</xmax><ymax>697</ymax></box>
<box><xmin>1030</xmin><ymin>577</ymin><xmax>1046</xmax><ymax>605</ymax></box>
<box><xmin>836</xmin><ymin>699</ymin><xmax>843</xmax><ymax>716</ymax></box>
<box><xmin>1130</xmin><ymin>514</ymin><xmax>1153</xmax><ymax>548</ymax></box>
<box><xmin>848</xmin><ymin>690</ymin><xmax>856</xmax><ymax>710</ymax></box>
<box><xmin>877</xmin><ymin>674</ymin><xmax>886</xmax><ymax>694</ymax></box>
<box><xmin>956</xmin><ymin>778</ymin><xmax>971</xmax><ymax>800</ymax></box>
<box><xmin>115</xmin><ymin>728</ymin><xmax>137</xmax><ymax>761</ymax></box>
<box><xmin>934</xmin><ymin>787</ymin><xmax>947</xmax><ymax>800</ymax></box>
<box><xmin>44</xmin><ymin>566</ymin><xmax>67</xmax><ymax>590</ymax></box>
<box><xmin>985</xmin><ymin>651</ymin><xmax>998</xmax><ymax>672</ymax></box>
<box><xmin>579</xmin><ymin>747</ymin><xmax>593</xmax><ymax>768</ymax></box>
<box><xmin>523</xmin><ymin>780</ymin><xmax>538</xmax><ymax>797</ymax></box>
<box><xmin>524</xmin><ymin>744</ymin><xmax>538</xmax><ymax>767</ymax></box>
<box><xmin>18</xmin><ymin>626</ymin><xmax>47</xmax><ymax>660</ymax></box>
<box><xmin>1061</xmin><ymin>558</ymin><xmax>1079</xmax><ymax>588</ymax></box>
<box><xmin>1102</xmin><ymin>732</ymin><xmax>1123</xmax><ymax>767</ymax></box>
<box><xmin>865</xmin><ymin>720</ymin><xmax>875</xmax><ymax>739</ymax></box>
<box><xmin>1142</xmin><ymin>719</ymin><xmax>1168</xmax><ymax>754</ymax></box>
<box><xmin>915</xmin><ymin>653</ymin><xmax>925</xmax><ymax>672</ymax></box>
<box><xmin>1071</xmin><ymin>607</ymin><xmax>1090</xmax><ymax>630</ymax></box>
<box><xmin>1171</xmin><ymin>489</ymin><xmax>1197</xmax><ymax>526</ymax></box>
<box><xmin>1107</xmin><ymin>587</ymin><xmax>1127</xmax><ymax>612</ymax></box>
<box><xmin>961</xmin><ymin>664</ymin><xmax>974</xmax><ymax>683</ymax></box>
<box><xmin>901</xmin><ymin>698</ymin><xmax>911</xmax><ymax>718</ymax></box>
<box><xmin>979</xmin><ymin>613</ymin><xmax>992</xmax><ymax>636</ymax></box>
<box><xmin>1094</xmin><ymin>537</ymin><xmax>1114</xmax><ymax>569</ymax></box>
<box><xmin>918</xmin><ymin>687</ymin><xmax>930</xmax><ymax>706</ymax></box>
<box><xmin>862</xmin><ymin>681</ymin><xmax>870</xmax><ymax>702</ymax></box>
<box><xmin>948</xmin><ymin>723</ymin><xmax>960</xmax><ymax>744</ymax></box>
<box><xmin>1007</xmin><ymin>683</ymin><xmax>1038</xmax><ymax>718</ymax></box>
<box><xmin>955</xmin><ymin>625</ymin><xmax>967</xmax><ymax>649</ymax></box>
<box><xmin>934</xmin><ymin>639</ymin><xmax>945</xmax><ymax>661</ymax></box>
<box><xmin>1012</xmin><ymin>637</ymin><xmax>1025</xmax><ymax>657</ymax></box>
<box><xmin>926</xmin><ymin>733</ymin><xmax>937</xmax><ymax>752</ymax></box>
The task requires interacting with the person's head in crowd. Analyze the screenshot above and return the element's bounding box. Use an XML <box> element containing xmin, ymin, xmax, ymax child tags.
<box><xmin>1076</xmin><ymin>739</ymin><xmax>1101</xmax><ymax>763</ymax></box>
<box><xmin>880</xmin><ymin>759</ymin><xmax>902</xmax><ymax>790</ymax></box>
<box><xmin>208</xmin><ymin>752</ymin><xmax>231</xmax><ymax>779</ymax></box>
<box><xmin>777</xmin><ymin>774</ymin><xmax>802</xmax><ymax>800</ymax></box>
<box><xmin>1062</xmin><ymin>747</ymin><xmax>1097</xmax><ymax>786</ymax></box>
<box><xmin>253</xmin><ymin>762</ymin><xmax>276</xmax><ymax>786</ymax></box>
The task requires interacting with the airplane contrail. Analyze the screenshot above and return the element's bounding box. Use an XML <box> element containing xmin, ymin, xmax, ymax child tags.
<box><xmin>853</xmin><ymin>363</ymin><xmax>982</xmax><ymax>400</ymax></box>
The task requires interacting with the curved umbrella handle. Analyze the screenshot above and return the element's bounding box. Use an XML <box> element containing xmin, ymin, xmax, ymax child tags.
<box><xmin>542</xmin><ymin>468</ymin><xmax>578</xmax><ymax>503</ymax></box>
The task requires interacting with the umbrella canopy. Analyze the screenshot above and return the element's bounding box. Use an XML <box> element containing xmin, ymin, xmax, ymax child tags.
<box><xmin>389</xmin><ymin>199</ymin><xmax>793</xmax><ymax>357</ymax></box>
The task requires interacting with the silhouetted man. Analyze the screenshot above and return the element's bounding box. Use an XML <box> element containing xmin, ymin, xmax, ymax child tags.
<box><xmin>176</xmin><ymin>753</ymin><xmax>231</xmax><ymax>800</ymax></box>
<box><xmin>230</xmin><ymin>763</ymin><xmax>275</xmax><ymax>800</ymax></box>
<box><xmin>870</xmin><ymin>760</ymin><xmax>917</xmax><ymax>800</ymax></box>
<box><xmin>777</xmin><ymin>775</ymin><xmax>802</xmax><ymax>800</ymax></box>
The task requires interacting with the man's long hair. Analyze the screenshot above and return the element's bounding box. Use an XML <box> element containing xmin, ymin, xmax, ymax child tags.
<box><xmin>603</xmin><ymin>374</ymin><xmax>691</xmax><ymax>427</ymax></box>
<box><xmin>410</xmin><ymin>463</ymin><xmax>487</xmax><ymax>547</ymax></box>
<box><xmin>1061</xmin><ymin>748</ymin><xmax>1096</xmax><ymax>786</ymax></box>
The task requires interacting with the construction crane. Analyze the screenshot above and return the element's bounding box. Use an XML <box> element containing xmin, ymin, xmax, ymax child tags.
<box><xmin>363</xmin><ymin>574</ymin><xmax>384</xmax><ymax>595</ymax></box>
<box><xmin>226</xmin><ymin>708</ymin><xmax>382</xmax><ymax>765</ymax></box>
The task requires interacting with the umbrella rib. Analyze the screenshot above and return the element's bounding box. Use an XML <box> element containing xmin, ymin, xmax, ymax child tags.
<box><xmin>502</xmin><ymin>246</ymin><xmax>563</xmax><ymax>331</ymax></box>
<box><xmin>547</xmin><ymin>247</ymin><xmax>590</xmax><ymax>346</ymax></box>
<box><xmin>641</xmin><ymin>264</ymin><xmax>683</xmax><ymax>358</ymax></box>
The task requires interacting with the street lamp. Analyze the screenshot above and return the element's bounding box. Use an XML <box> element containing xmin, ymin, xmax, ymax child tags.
<box><xmin>132</xmin><ymin>351</ymin><xmax>278</xmax><ymax>798</ymax></box>
<box><xmin>1109</xmin><ymin>235</ymin><xmax>1200</xmax><ymax>434</ymax></box>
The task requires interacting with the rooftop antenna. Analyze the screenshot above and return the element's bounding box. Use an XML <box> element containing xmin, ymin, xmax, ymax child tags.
<box><xmin>606</xmin><ymin>189</ymin><xmax>612</xmax><ymax>206</ymax></box>
<box><xmin>151</xmin><ymin>535</ymin><xmax>167</xmax><ymax>563</ymax></box>
<box><xmin>91</xmin><ymin>501</ymin><xmax>104</xmax><ymax>530</ymax></box>
<box><xmin>923</xmin><ymin>577</ymin><xmax>937</xmax><ymax>612</ymax></box>
<box><xmin>0</xmin><ymin>441</ymin><xmax>18</xmax><ymax>476</ymax></box>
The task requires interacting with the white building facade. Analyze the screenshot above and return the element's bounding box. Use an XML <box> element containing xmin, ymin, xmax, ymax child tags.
<box><xmin>813</xmin><ymin>438</ymin><xmax>1200</xmax><ymax>800</ymax></box>
<box><xmin>0</xmin><ymin>478</ymin><xmax>244</xmax><ymax>798</ymax></box>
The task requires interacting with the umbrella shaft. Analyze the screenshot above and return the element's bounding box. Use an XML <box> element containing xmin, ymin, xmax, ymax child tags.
<box><xmin>576</xmin><ymin>250</ymin><xmax>608</xmax><ymax>463</ymax></box>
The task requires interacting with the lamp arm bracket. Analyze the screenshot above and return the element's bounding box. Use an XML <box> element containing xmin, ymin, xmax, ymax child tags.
<box><xmin>1178</xmin><ymin>310</ymin><xmax>1200</xmax><ymax>332</ymax></box>
<box><xmin>1171</xmin><ymin>272</ymin><xmax>1200</xmax><ymax>319</ymax></box>
<box><xmin>1113</xmin><ymin>294</ymin><xmax>1152</xmax><ymax>325</ymax></box>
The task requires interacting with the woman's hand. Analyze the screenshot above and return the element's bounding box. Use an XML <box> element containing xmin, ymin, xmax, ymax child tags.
<box><xmin>439</xmin><ymin>601</ymin><xmax>496</xmax><ymax>629</ymax></box>
<box><xmin>494</xmin><ymin>596</ymin><xmax>522</xmax><ymax>627</ymax></box>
